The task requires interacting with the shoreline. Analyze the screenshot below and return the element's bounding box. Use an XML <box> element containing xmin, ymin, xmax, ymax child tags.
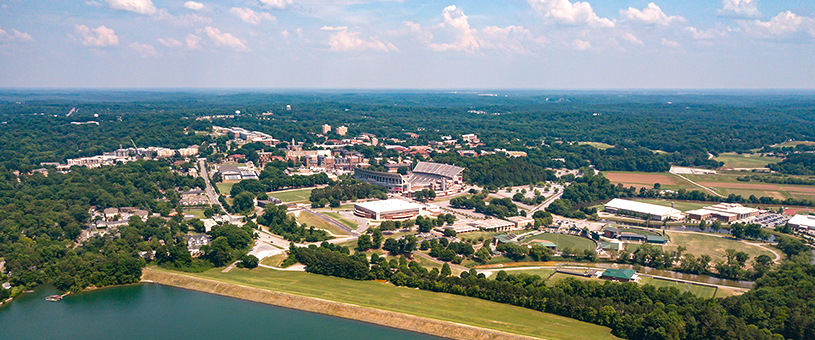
<box><xmin>141</xmin><ymin>268</ymin><xmax>540</xmax><ymax>340</ymax></box>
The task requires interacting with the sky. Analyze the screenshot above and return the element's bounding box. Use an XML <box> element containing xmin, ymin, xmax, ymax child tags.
<box><xmin>0</xmin><ymin>0</ymin><xmax>813</xmax><ymax>89</ymax></box>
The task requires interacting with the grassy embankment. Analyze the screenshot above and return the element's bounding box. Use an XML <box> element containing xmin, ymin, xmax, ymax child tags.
<box><xmin>294</xmin><ymin>212</ymin><xmax>350</xmax><ymax>236</ymax></box>
<box><xmin>321</xmin><ymin>212</ymin><xmax>359</xmax><ymax>229</ymax></box>
<box><xmin>522</xmin><ymin>234</ymin><xmax>596</xmax><ymax>251</ymax></box>
<box><xmin>144</xmin><ymin>267</ymin><xmax>619</xmax><ymax>340</ymax></box>
<box><xmin>269</xmin><ymin>188</ymin><xmax>315</xmax><ymax>203</ymax></box>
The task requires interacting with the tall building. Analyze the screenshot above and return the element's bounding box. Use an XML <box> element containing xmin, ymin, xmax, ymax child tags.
<box><xmin>336</xmin><ymin>125</ymin><xmax>348</xmax><ymax>136</ymax></box>
<box><xmin>322</xmin><ymin>124</ymin><xmax>332</xmax><ymax>134</ymax></box>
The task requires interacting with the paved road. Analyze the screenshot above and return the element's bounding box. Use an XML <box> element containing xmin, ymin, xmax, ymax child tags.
<box><xmin>529</xmin><ymin>191</ymin><xmax>563</xmax><ymax>214</ymax></box>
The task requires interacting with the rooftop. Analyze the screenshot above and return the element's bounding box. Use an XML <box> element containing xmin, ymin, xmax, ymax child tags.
<box><xmin>789</xmin><ymin>214</ymin><xmax>815</xmax><ymax>228</ymax></box>
<box><xmin>602</xmin><ymin>268</ymin><xmax>637</xmax><ymax>280</ymax></box>
<box><xmin>412</xmin><ymin>162</ymin><xmax>464</xmax><ymax>179</ymax></box>
<box><xmin>354</xmin><ymin>199</ymin><xmax>424</xmax><ymax>213</ymax></box>
<box><xmin>605</xmin><ymin>198</ymin><xmax>682</xmax><ymax>217</ymax></box>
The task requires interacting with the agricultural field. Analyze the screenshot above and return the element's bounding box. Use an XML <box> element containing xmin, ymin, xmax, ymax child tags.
<box><xmin>713</xmin><ymin>153</ymin><xmax>781</xmax><ymax>169</ymax></box>
<box><xmin>662</xmin><ymin>231</ymin><xmax>779</xmax><ymax>265</ymax></box>
<box><xmin>269</xmin><ymin>188</ymin><xmax>315</xmax><ymax>203</ymax></box>
<box><xmin>295</xmin><ymin>212</ymin><xmax>350</xmax><ymax>236</ymax></box>
<box><xmin>603</xmin><ymin>171</ymin><xmax>695</xmax><ymax>191</ymax></box>
<box><xmin>164</xmin><ymin>267</ymin><xmax>620</xmax><ymax>340</ymax></box>
<box><xmin>638</xmin><ymin>277</ymin><xmax>716</xmax><ymax>298</ymax></box>
<box><xmin>523</xmin><ymin>234</ymin><xmax>596</xmax><ymax>251</ymax></box>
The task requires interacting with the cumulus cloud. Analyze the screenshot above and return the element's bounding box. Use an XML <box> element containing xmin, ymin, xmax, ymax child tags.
<box><xmin>230</xmin><ymin>8</ymin><xmax>276</xmax><ymax>24</ymax></box>
<box><xmin>259</xmin><ymin>0</ymin><xmax>295</xmax><ymax>10</ymax></box>
<box><xmin>684</xmin><ymin>26</ymin><xmax>727</xmax><ymax>40</ymax></box>
<box><xmin>156</xmin><ymin>37</ymin><xmax>183</xmax><ymax>47</ymax></box>
<box><xmin>621</xmin><ymin>32</ymin><xmax>643</xmax><ymax>45</ymax></box>
<box><xmin>661</xmin><ymin>38</ymin><xmax>680</xmax><ymax>48</ymax></box>
<box><xmin>186</xmin><ymin>34</ymin><xmax>202</xmax><ymax>49</ymax></box>
<box><xmin>718</xmin><ymin>0</ymin><xmax>761</xmax><ymax>19</ymax></box>
<box><xmin>184</xmin><ymin>1</ymin><xmax>204</xmax><ymax>11</ymax></box>
<box><xmin>320</xmin><ymin>26</ymin><xmax>349</xmax><ymax>31</ymax></box>
<box><xmin>749</xmin><ymin>11</ymin><xmax>815</xmax><ymax>39</ymax></box>
<box><xmin>622</xmin><ymin>3</ymin><xmax>686</xmax><ymax>26</ymax></box>
<box><xmin>480</xmin><ymin>25</ymin><xmax>537</xmax><ymax>54</ymax></box>
<box><xmin>528</xmin><ymin>0</ymin><xmax>614</xmax><ymax>28</ymax></box>
<box><xmin>0</xmin><ymin>26</ymin><xmax>33</xmax><ymax>43</ymax></box>
<box><xmin>104</xmin><ymin>0</ymin><xmax>156</xmax><ymax>15</ymax></box>
<box><xmin>73</xmin><ymin>25</ymin><xmax>119</xmax><ymax>47</ymax></box>
<box><xmin>129</xmin><ymin>42</ymin><xmax>157</xmax><ymax>57</ymax></box>
<box><xmin>327</xmin><ymin>30</ymin><xmax>397</xmax><ymax>52</ymax></box>
<box><xmin>203</xmin><ymin>27</ymin><xmax>248</xmax><ymax>51</ymax></box>
<box><xmin>571</xmin><ymin>39</ymin><xmax>591</xmax><ymax>50</ymax></box>
<box><xmin>427</xmin><ymin>5</ymin><xmax>480</xmax><ymax>52</ymax></box>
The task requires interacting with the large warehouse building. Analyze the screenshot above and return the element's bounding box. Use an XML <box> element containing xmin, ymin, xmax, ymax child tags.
<box><xmin>788</xmin><ymin>214</ymin><xmax>815</xmax><ymax>231</ymax></box>
<box><xmin>353</xmin><ymin>199</ymin><xmax>425</xmax><ymax>220</ymax></box>
<box><xmin>604</xmin><ymin>198</ymin><xmax>683</xmax><ymax>221</ymax></box>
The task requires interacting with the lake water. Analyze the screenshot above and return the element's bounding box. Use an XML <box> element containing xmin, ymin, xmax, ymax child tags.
<box><xmin>0</xmin><ymin>284</ymin><xmax>440</xmax><ymax>340</ymax></box>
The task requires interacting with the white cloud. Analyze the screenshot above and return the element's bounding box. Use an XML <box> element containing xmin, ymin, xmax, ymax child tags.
<box><xmin>72</xmin><ymin>25</ymin><xmax>119</xmax><ymax>47</ymax></box>
<box><xmin>129</xmin><ymin>42</ymin><xmax>157</xmax><ymax>57</ymax></box>
<box><xmin>403</xmin><ymin>21</ymin><xmax>433</xmax><ymax>44</ymax></box>
<box><xmin>0</xmin><ymin>26</ymin><xmax>33</xmax><ymax>43</ymax></box>
<box><xmin>84</xmin><ymin>1</ymin><xmax>103</xmax><ymax>7</ymax></box>
<box><xmin>480</xmin><ymin>25</ymin><xmax>536</xmax><ymax>54</ymax></box>
<box><xmin>327</xmin><ymin>30</ymin><xmax>397</xmax><ymax>52</ymax></box>
<box><xmin>427</xmin><ymin>5</ymin><xmax>480</xmax><ymax>52</ymax></box>
<box><xmin>186</xmin><ymin>34</ymin><xmax>202</xmax><ymax>49</ymax></box>
<box><xmin>203</xmin><ymin>26</ymin><xmax>249</xmax><ymax>51</ymax></box>
<box><xmin>661</xmin><ymin>37</ymin><xmax>680</xmax><ymax>48</ymax></box>
<box><xmin>528</xmin><ymin>0</ymin><xmax>615</xmax><ymax>28</ymax></box>
<box><xmin>184</xmin><ymin>1</ymin><xmax>204</xmax><ymax>11</ymax></box>
<box><xmin>571</xmin><ymin>39</ymin><xmax>591</xmax><ymax>50</ymax></box>
<box><xmin>718</xmin><ymin>0</ymin><xmax>761</xmax><ymax>19</ymax></box>
<box><xmin>684</xmin><ymin>26</ymin><xmax>727</xmax><ymax>40</ymax></box>
<box><xmin>621</xmin><ymin>32</ymin><xmax>643</xmax><ymax>45</ymax></box>
<box><xmin>621</xmin><ymin>3</ymin><xmax>686</xmax><ymax>26</ymax></box>
<box><xmin>259</xmin><ymin>0</ymin><xmax>295</xmax><ymax>10</ymax></box>
<box><xmin>230</xmin><ymin>8</ymin><xmax>276</xmax><ymax>25</ymax></box>
<box><xmin>104</xmin><ymin>0</ymin><xmax>156</xmax><ymax>15</ymax></box>
<box><xmin>157</xmin><ymin>37</ymin><xmax>183</xmax><ymax>47</ymax></box>
<box><xmin>746</xmin><ymin>11</ymin><xmax>815</xmax><ymax>40</ymax></box>
<box><xmin>320</xmin><ymin>26</ymin><xmax>348</xmax><ymax>31</ymax></box>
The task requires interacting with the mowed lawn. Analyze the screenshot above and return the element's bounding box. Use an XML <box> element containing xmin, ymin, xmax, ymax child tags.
<box><xmin>663</xmin><ymin>231</ymin><xmax>778</xmax><ymax>265</ymax></box>
<box><xmin>632</xmin><ymin>199</ymin><xmax>710</xmax><ymax>212</ymax></box>
<box><xmin>713</xmin><ymin>153</ymin><xmax>781</xmax><ymax>169</ymax></box>
<box><xmin>524</xmin><ymin>234</ymin><xmax>596</xmax><ymax>251</ymax></box>
<box><xmin>269</xmin><ymin>188</ymin><xmax>315</xmax><ymax>203</ymax></box>
<box><xmin>295</xmin><ymin>212</ymin><xmax>349</xmax><ymax>236</ymax></box>
<box><xmin>166</xmin><ymin>267</ymin><xmax>620</xmax><ymax>340</ymax></box>
<box><xmin>638</xmin><ymin>277</ymin><xmax>716</xmax><ymax>298</ymax></box>
<box><xmin>578</xmin><ymin>141</ymin><xmax>614</xmax><ymax>150</ymax></box>
<box><xmin>322</xmin><ymin>212</ymin><xmax>359</xmax><ymax>229</ymax></box>
<box><xmin>488</xmin><ymin>268</ymin><xmax>555</xmax><ymax>280</ymax></box>
<box><xmin>216</xmin><ymin>182</ymin><xmax>236</xmax><ymax>195</ymax></box>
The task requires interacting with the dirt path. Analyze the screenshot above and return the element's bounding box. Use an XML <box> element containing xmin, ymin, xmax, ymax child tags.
<box><xmin>672</xmin><ymin>173</ymin><xmax>725</xmax><ymax>197</ymax></box>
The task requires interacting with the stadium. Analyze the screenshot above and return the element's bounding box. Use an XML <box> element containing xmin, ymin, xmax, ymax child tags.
<box><xmin>353</xmin><ymin>161</ymin><xmax>465</xmax><ymax>194</ymax></box>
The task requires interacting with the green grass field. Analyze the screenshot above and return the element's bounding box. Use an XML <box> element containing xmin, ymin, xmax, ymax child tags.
<box><xmin>617</xmin><ymin>227</ymin><xmax>662</xmax><ymax>236</ymax></box>
<box><xmin>269</xmin><ymin>188</ymin><xmax>315</xmax><ymax>203</ymax></box>
<box><xmin>523</xmin><ymin>234</ymin><xmax>596</xmax><ymax>251</ymax></box>
<box><xmin>322</xmin><ymin>212</ymin><xmax>359</xmax><ymax>229</ymax></box>
<box><xmin>631</xmin><ymin>199</ymin><xmax>710</xmax><ymax>212</ymax></box>
<box><xmin>578</xmin><ymin>142</ymin><xmax>614</xmax><ymax>150</ymax></box>
<box><xmin>216</xmin><ymin>182</ymin><xmax>235</xmax><ymax>195</ymax></box>
<box><xmin>156</xmin><ymin>267</ymin><xmax>619</xmax><ymax>340</ymax></box>
<box><xmin>663</xmin><ymin>231</ymin><xmax>778</xmax><ymax>265</ymax></box>
<box><xmin>259</xmin><ymin>253</ymin><xmax>287</xmax><ymax>267</ymax></box>
<box><xmin>638</xmin><ymin>277</ymin><xmax>716</xmax><ymax>298</ymax></box>
<box><xmin>773</xmin><ymin>141</ymin><xmax>815</xmax><ymax>148</ymax></box>
<box><xmin>296</xmin><ymin>212</ymin><xmax>350</xmax><ymax>236</ymax></box>
<box><xmin>488</xmin><ymin>268</ymin><xmax>555</xmax><ymax>280</ymax></box>
<box><xmin>185</xmin><ymin>209</ymin><xmax>207</xmax><ymax>219</ymax></box>
<box><xmin>713</xmin><ymin>153</ymin><xmax>781</xmax><ymax>169</ymax></box>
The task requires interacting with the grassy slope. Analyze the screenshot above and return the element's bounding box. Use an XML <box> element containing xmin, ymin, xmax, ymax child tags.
<box><xmin>663</xmin><ymin>231</ymin><xmax>777</xmax><ymax>264</ymax></box>
<box><xmin>296</xmin><ymin>212</ymin><xmax>350</xmax><ymax>236</ymax></box>
<box><xmin>322</xmin><ymin>212</ymin><xmax>359</xmax><ymax>229</ymax></box>
<box><xmin>270</xmin><ymin>188</ymin><xmax>315</xmax><ymax>203</ymax></box>
<box><xmin>524</xmin><ymin>234</ymin><xmax>596</xmax><ymax>251</ymax></box>
<box><xmin>638</xmin><ymin>277</ymin><xmax>716</xmax><ymax>298</ymax></box>
<box><xmin>156</xmin><ymin>267</ymin><xmax>619</xmax><ymax>340</ymax></box>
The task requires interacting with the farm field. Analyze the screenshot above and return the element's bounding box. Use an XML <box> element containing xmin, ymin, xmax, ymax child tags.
<box><xmin>638</xmin><ymin>277</ymin><xmax>716</xmax><ymax>298</ymax></box>
<box><xmin>322</xmin><ymin>212</ymin><xmax>359</xmax><ymax>229</ymax></box>
<box><xmin>632</xmin><ymin>198</ymin><xmax>710</xmax><ymax>212</ymax></box>
<box><xmin>523</xmin><ymin>233</ymin><xmax>596</xmax><ymax>251</ymax></box>
<box><xmin>603</xmin><ymin>171</ymin><xmax>694</xmax><ymax>191</ymax></box>
<box><xmin>295</xmin><ymin>212</ymin><xmax>350</xmax><ymax>236</ymax></box>
<box><xmin>713</xmin><ymin>153</ymin><xmax>781</xmax><ymax>169</ymax></box>
<box><xmin>269</xmin><ymin>187</ymin><xmax>315</xmax><ymax>203</ymax></box>
<box><xmin>663</xmin><ymin>231</ymin><xmax>778</xmax><ymax>265</ymax></box>
<box><xmin>159</xmin><ymin>267</ymin><xmax>620</xmax><ymax>340</ymax></box>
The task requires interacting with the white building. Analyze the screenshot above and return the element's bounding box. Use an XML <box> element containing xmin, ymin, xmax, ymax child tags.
<box><xmin>788</xmin><ymin>214</ymin><xmax>815</xmax><ymax>231</ymax></box>
<box><xmin>469</xmin><ymin>219</ymin><xmax>516</xmax><ymax>232</ymax></box>
<box><xmin>353</xmin><ymin>199</ymin><xmax>424</xmax><ymax>220</ymax></box>
<box><xmin>604</xmin><ymin>198</ymin><xmax>683</xmax><ymax>221</ymax></box>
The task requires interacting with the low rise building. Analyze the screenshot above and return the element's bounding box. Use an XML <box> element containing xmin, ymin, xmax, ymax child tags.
<box><xmin>600</xmin><ymin>268</ymin><xmax>638</xmax><ymax>282</ymax></box>
<box><xmin>469</xmin><ymin>219</ymin><xmax>516</xmax><ymax>232</ymax></box>
<box><xmin>788</xmin><ymin>214</ymin><xmax>815</xmax><ymax>231</ymax></box>
<box><xmin>506</xmin><ymin>216</ymin><xmax>534</xmax><ymax>229</ymax></box>
<box><xmin>686</xmin><ymin>203</ymin><xmax>761</xmax><ymax>222</ymax></box>
<box><xmin>604</xmin><ymin>198</ymin><xmax>683</xmax><ymax>221</ymax></box>
<box><xmin>353</xmin><ymin>199</ymin><xmax>424</xmax><ymax>220</ymax></box>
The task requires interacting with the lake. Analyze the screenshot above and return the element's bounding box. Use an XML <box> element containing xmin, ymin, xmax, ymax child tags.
<box><xmin>0</xmin><ymin>284</ymin><xmax>440</xmax><ymax>340</ymax></box>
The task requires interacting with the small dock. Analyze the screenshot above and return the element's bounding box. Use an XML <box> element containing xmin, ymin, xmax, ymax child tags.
<box><xmin>45</xmin><ymin>295</ymin><xmax>63</xmax><ymax>302</ymax></box>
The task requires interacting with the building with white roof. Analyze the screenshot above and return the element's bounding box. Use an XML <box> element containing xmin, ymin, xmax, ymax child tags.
<box><xmin>686</xmin><ymin>203</ymin><xmax>761</xmax><ymax>222</ymax></box>
<box><xmin>353</xmin><ymin>199</ymin><xmax>425</xmax><ymax>220</ymax></box>
<box><xmin>788</xmin><ymin>214</ymin><xmax>815</xmax><ymax>231</ymax></box>
<box><xmin>469</xmin><ymin>219</ymin><xmax>516</xmax><ymax>232</ymax></box>
<box><xmin>604</xmin><ymin>198</ymin><xmax>683</xmax><ymax>221</ymax></box>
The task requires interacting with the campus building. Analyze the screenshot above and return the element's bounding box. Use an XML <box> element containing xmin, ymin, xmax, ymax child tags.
<box><xmin>604</xmin><ymin>198</ymin><xmax>683</xmax><ymax>221</ymax></box>
<box><xmin>353</xmin><ymin>199</ymin><xmax>424</xmax><ymax>220</ymax></box>
<box><xmin>600</xmin><ymin>268</ymin><xmax>638</xmax><ymax>282</ymax></box>
<box><xmin>685</xmin><ymin>203</ymin><xmax>761</xmax><ymax>222</ymax></box>
<box><xmin>468</xmin><ymin>219</ymin><xmax>516</xmax><ymax>232</ymax></box>
<box><xmin>788</xmin><ymin>214</ymin><xmax>815</xmax><ymax>231</ymax></box>
<box><xmin>353</xmin><ymin>161</ymin><xmax>465</xmax><ymax>194</ymax></box>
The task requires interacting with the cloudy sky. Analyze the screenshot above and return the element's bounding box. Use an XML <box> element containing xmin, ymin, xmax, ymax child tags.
<box><xmin>0</xmin><ymin>0</ymin><xmax>813</xmax><ymax>89</ymax></box>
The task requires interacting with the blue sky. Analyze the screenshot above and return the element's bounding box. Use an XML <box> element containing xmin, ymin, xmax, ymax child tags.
<box><xmin>0</xmin><ymin>0</ymin><xmax>813</xmax><ymax>89</ymax></box>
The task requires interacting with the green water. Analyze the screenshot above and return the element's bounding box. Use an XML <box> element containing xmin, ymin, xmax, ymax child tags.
<box><xmin>0</xmin><ymin>284</ymin><xmax>440</xmax><ymax>340</ymax></box>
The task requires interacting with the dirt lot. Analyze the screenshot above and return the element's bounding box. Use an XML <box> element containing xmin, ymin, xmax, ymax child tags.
<box><xmin>605</xmin><ymin>173</ymin><xmax>679</xmax><ymax>187</ymax></box>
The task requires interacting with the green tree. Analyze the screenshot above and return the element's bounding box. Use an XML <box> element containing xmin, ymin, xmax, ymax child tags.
<box><xmin>232</xmin><ymin>191</ymin><xmax>256</xmax><ymax>214</ymax></box>
<box><xmin>441</xmin><ymin>262</ymin><xmax>452</xmax><ymax>277</ymax></box>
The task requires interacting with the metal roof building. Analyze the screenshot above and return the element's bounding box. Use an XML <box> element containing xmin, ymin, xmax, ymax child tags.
<box><xmin>353</xmin><ymin>199</ymin><xmax>424</xmax><ymax>220</ymax></box>
<box><xmin>604</xmin><ymin>198</ymin><xmax>682</xmax><ymax>221</ymax></box>
<box><xmin>788</xmin><ymin>214</ymin><xmax>815</xmax><ymax>231</ymax></box>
